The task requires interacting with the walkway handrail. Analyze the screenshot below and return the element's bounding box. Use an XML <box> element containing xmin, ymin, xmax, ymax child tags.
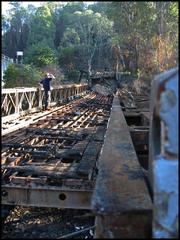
<box><xmin>2</xmin><ymin>83</ymin><xmax>88</xmax><ymax>122</ymax></box>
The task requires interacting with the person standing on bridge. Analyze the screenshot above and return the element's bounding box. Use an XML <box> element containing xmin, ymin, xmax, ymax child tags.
<box><xmin>39</xmin><ymin>73</ymin><xmax>55</xmax><ymax>110</ymax></box>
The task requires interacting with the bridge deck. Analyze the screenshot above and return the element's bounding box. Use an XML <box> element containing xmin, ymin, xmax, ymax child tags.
<box><xmin>2</xmin><ymin>89</ymin><xmax>152</xmax><ymax>236</ymax></box>
<box><xmin>2</xmin><ymin>93</ymin><xmax>113</xmax><ymax>209</ymax></box>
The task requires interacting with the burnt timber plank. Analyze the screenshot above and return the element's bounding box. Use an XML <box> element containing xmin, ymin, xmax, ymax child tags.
<box><xmin>91</xmin><ymin>94</ymin><xmax>152</xmax><ymax>238</ymax></box>
<box><xmin>77</xmin><ymin>140</ymin><xmax>102</xmax><ymax>177</ymax></box>
<box><xmin>93</xmin><ymin>126</ymin><xmax>106</xmax><ymax>142</ymax></box>
<box><xmin>2</xmin><ymin>164</ymin><xmax>82</xmax><ymax>179</ymax></box>
<box><xmin>71</xmin><ymin>139</ymin><xmax>90</xmax><ymax>154</ymax></box>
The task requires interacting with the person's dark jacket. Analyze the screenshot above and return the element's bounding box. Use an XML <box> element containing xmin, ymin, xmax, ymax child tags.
<box><xmin>40</xmin><ymin>77</ymin><xmax>52</xmax><ymax>91</ymax></box>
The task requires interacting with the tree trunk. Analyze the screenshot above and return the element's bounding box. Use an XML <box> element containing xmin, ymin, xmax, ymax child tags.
<box><xmin>87</xmin><ymin>58</ymin><xmax>92</xmax><ymax>87</ymax></box>
<box><xmin>134</xmin><ymin>43</ymin><xmax>139</xmax><ymax>73</ymax></box>
<box><xmin>88</xmin><ymin>58</ymin><xmax>92</xmax><ymax>76</ymax></box>
<box><xmin>156</xmin><ymin>2</ymin><xmax>164</xmax><ymax>36</ymax></box>
<box><xmin>120</xmin><ymin>55</ymin><xmax>125</xmax><ymax>70</ymax></box>
<box><xmin>115</xmin><ymin>57</ymin><xmax>119</xmax><ymax>74</ymax></box>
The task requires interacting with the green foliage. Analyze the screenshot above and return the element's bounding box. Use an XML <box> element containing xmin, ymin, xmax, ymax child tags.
<box><xmin>107</xmin><ymin>2</ymin><xmax>178</xmax><ymax>74</ymax></box>
<box><xmin>59</xmin><ymin>46</ymin><xmax>76</xmax><ymax>62</ymax></box>
<box><xmin>87</xmin><ymin>2</ymin><xmax>110</xmax><ymax>14</ymax></box>
<box><xmin>2</xmin><ymin>1</ymin><xmax>178</xmax><ymax>87</ymax></box>
<box><xmin>2</xmin><ymin>15</ymin><xmax>10</xmax><ymax>34</ymax></box>
<box><xmin>24</xmin><ymin>43</ymin><xmax>57</xmax><ymax>67</ymax></box>
<box><xmin>28</xmin><ymin>5</ymin><xmax>55</xmax><ymax>47</ymax></box>
<box><xmin>66</xmin><ymin>69</ymin><xmax>79</xmax><ymax>82</ymax></box>
<box><xmin>63</xmin><ymin>2</ymin><xmax>85</xmax><ymax>14</ymax></box>
<box><xmin>62</xmin><ymin>28</ymin><xmax>80</xmax><ymax>46</ymax></box>
<box><xmin>61</xmin><ymin>9</ymin><xmax>114</xmax><ymax>74</ymax></box>
<box><xmin>3</xmin><ymin>64</ymin><xmax>19</xmax><ymax>87</ymax></box>
<box><xmin>2</xmin><ymin>3</ymin><xmax>29</xmax><ymax>59</ymax></box>
<box><xmin>3</xmin><ymin>64</ymin><xmax>43</xmax><ymax>88</ymax></box>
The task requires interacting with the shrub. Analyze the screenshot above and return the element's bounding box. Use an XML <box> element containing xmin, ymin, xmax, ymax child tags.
<box><xmin>3</xmin><ymin>64</ymin><xmax>43</xmax><ymax>88</ymax></box>
<box><xmin>66</xmin><ymin>69</ymin><xmax>79</xmax><ymax>82</ymax></box>
<box><xmin>24</xmin><ymin>43</ymin><xmax>57</xmax><ymax>68</ymax></box>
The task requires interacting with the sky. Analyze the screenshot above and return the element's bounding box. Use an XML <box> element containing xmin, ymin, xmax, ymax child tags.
<box><xmin>2</xmin><ymin>1</ymin><xmax>41</xmax><ymax>14</ymax></box>
<box><xmin>1</xmin><ymin>1</ymin><xmax>95</xmax><ymax>15</ymax></box>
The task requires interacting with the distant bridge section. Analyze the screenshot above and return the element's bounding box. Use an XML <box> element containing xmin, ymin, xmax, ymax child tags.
<box><xmin>2</xmin><ymin>84</ymin><xmax>88</xmax><ymax>123</ymax></box>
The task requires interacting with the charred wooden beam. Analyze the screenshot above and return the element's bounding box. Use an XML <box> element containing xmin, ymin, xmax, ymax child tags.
<box><xmin>2</xmin><ymin>143</ymin><xmax>56</xmax><ymax>150</ymax></box>
<box><xmin>93</xmin><ymin>126</ymin><xmax>107</xmax><ymax>142</ymax></box>
<box><xmin>2</xmin><ymin>165</ymin><xmax>81</xmax><ymax>179</ymax></box>
<box><xmin>77</xmin><ymin>140</ymin><xmax>102</xmax><ymax>178</ymax></box>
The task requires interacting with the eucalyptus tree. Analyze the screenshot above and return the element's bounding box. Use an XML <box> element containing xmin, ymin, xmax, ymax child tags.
<box><xmin>72</xmin><ymin>9</ymin><xmax>114</xmax><ymax>75</ymax></box>
<box><xmin>107</xmin><ymin>2</ymin><xmax>157</xmax><ymax>74</ymax></box>
<box><xmin>154</xmin><ymin>2</ymin><xmax>178</xmax><ymax>71</ymax></box>
<box><xmin>107</xmin><ymin>1</ymin><xmax>178</xmax><ymax>74</ymax></box>
<box><xmin>23</xmin><ymin>4</ymin><xmax>58</xmax><ymax>67</ymax></box>
<box><xmin>52</xmin><ymin>2</ymin><xmax>85</xmax><ymax>49</ymax></box>
<box><xmin>2</xmin><ymin>2</ymin><xmax>29</xmax><ymax>60</ymax></box>
<box><xmin>27</xmin><ymin>5</ymin><xmax>55</xmax><ymax>48</ymax></box>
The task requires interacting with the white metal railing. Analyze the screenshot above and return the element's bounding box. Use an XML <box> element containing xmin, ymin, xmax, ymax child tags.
<box><xmin>1</xmin><ymin>84</ymin><xmax>88</xmax><ymax>121</ymax></box>
<box><xmin>1</xmin><ymin>54</ymin><xmax>14</xmax><ymax>82</ymax></box>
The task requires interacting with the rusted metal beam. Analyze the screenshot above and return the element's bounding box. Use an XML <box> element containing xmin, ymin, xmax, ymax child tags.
<box><xmin>130</xmin><ymin>128</ymin><xmax>149</xmax><ymax>147</ymax></box>
<box><xmin>91</xmin><ymin>94</ymin><xmax>152</xmax><ymax>238</ymax></box>
<box><xmin>94</xmin><ymin>212</ymin><xmax>152</xmax><ymax>238</ymax></box>
<box><xmin>1</xmin><ymin>184</ymin><xmax>93</xmax><ymax>209</ymax></box>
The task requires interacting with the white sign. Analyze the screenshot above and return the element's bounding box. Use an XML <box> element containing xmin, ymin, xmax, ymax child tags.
<box><xmin>17</xmin><ymin>51</ymin><xmax>23</xmax><ymax>56</ymax></box>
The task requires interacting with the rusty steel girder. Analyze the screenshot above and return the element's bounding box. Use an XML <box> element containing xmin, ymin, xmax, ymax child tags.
<box><xmin>91</xmin><ymin>94</ymin><xmax>152</xmax><ymax>238</ymax></box>
<box><xmin>1</xmin><ymin>180</ymin><xmax>94</xmax><ymax>209</ymax></box>
<box><xmin>148</xmin><ymin>67</ymin><xmax>178</xmax><ymax>238</ymax></box>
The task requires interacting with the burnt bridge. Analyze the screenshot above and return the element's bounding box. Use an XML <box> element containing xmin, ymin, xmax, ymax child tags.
<box><xmin>1</xmin><ymin>68</ymin><xmax>178</xmax><ymax>238</ymax></box>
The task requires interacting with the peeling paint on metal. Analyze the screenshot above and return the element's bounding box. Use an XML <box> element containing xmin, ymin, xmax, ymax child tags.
<box><xmin>151</xmin><ymin>67</ymin><xmax>178</xmax><ymax>238</ymax></box>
